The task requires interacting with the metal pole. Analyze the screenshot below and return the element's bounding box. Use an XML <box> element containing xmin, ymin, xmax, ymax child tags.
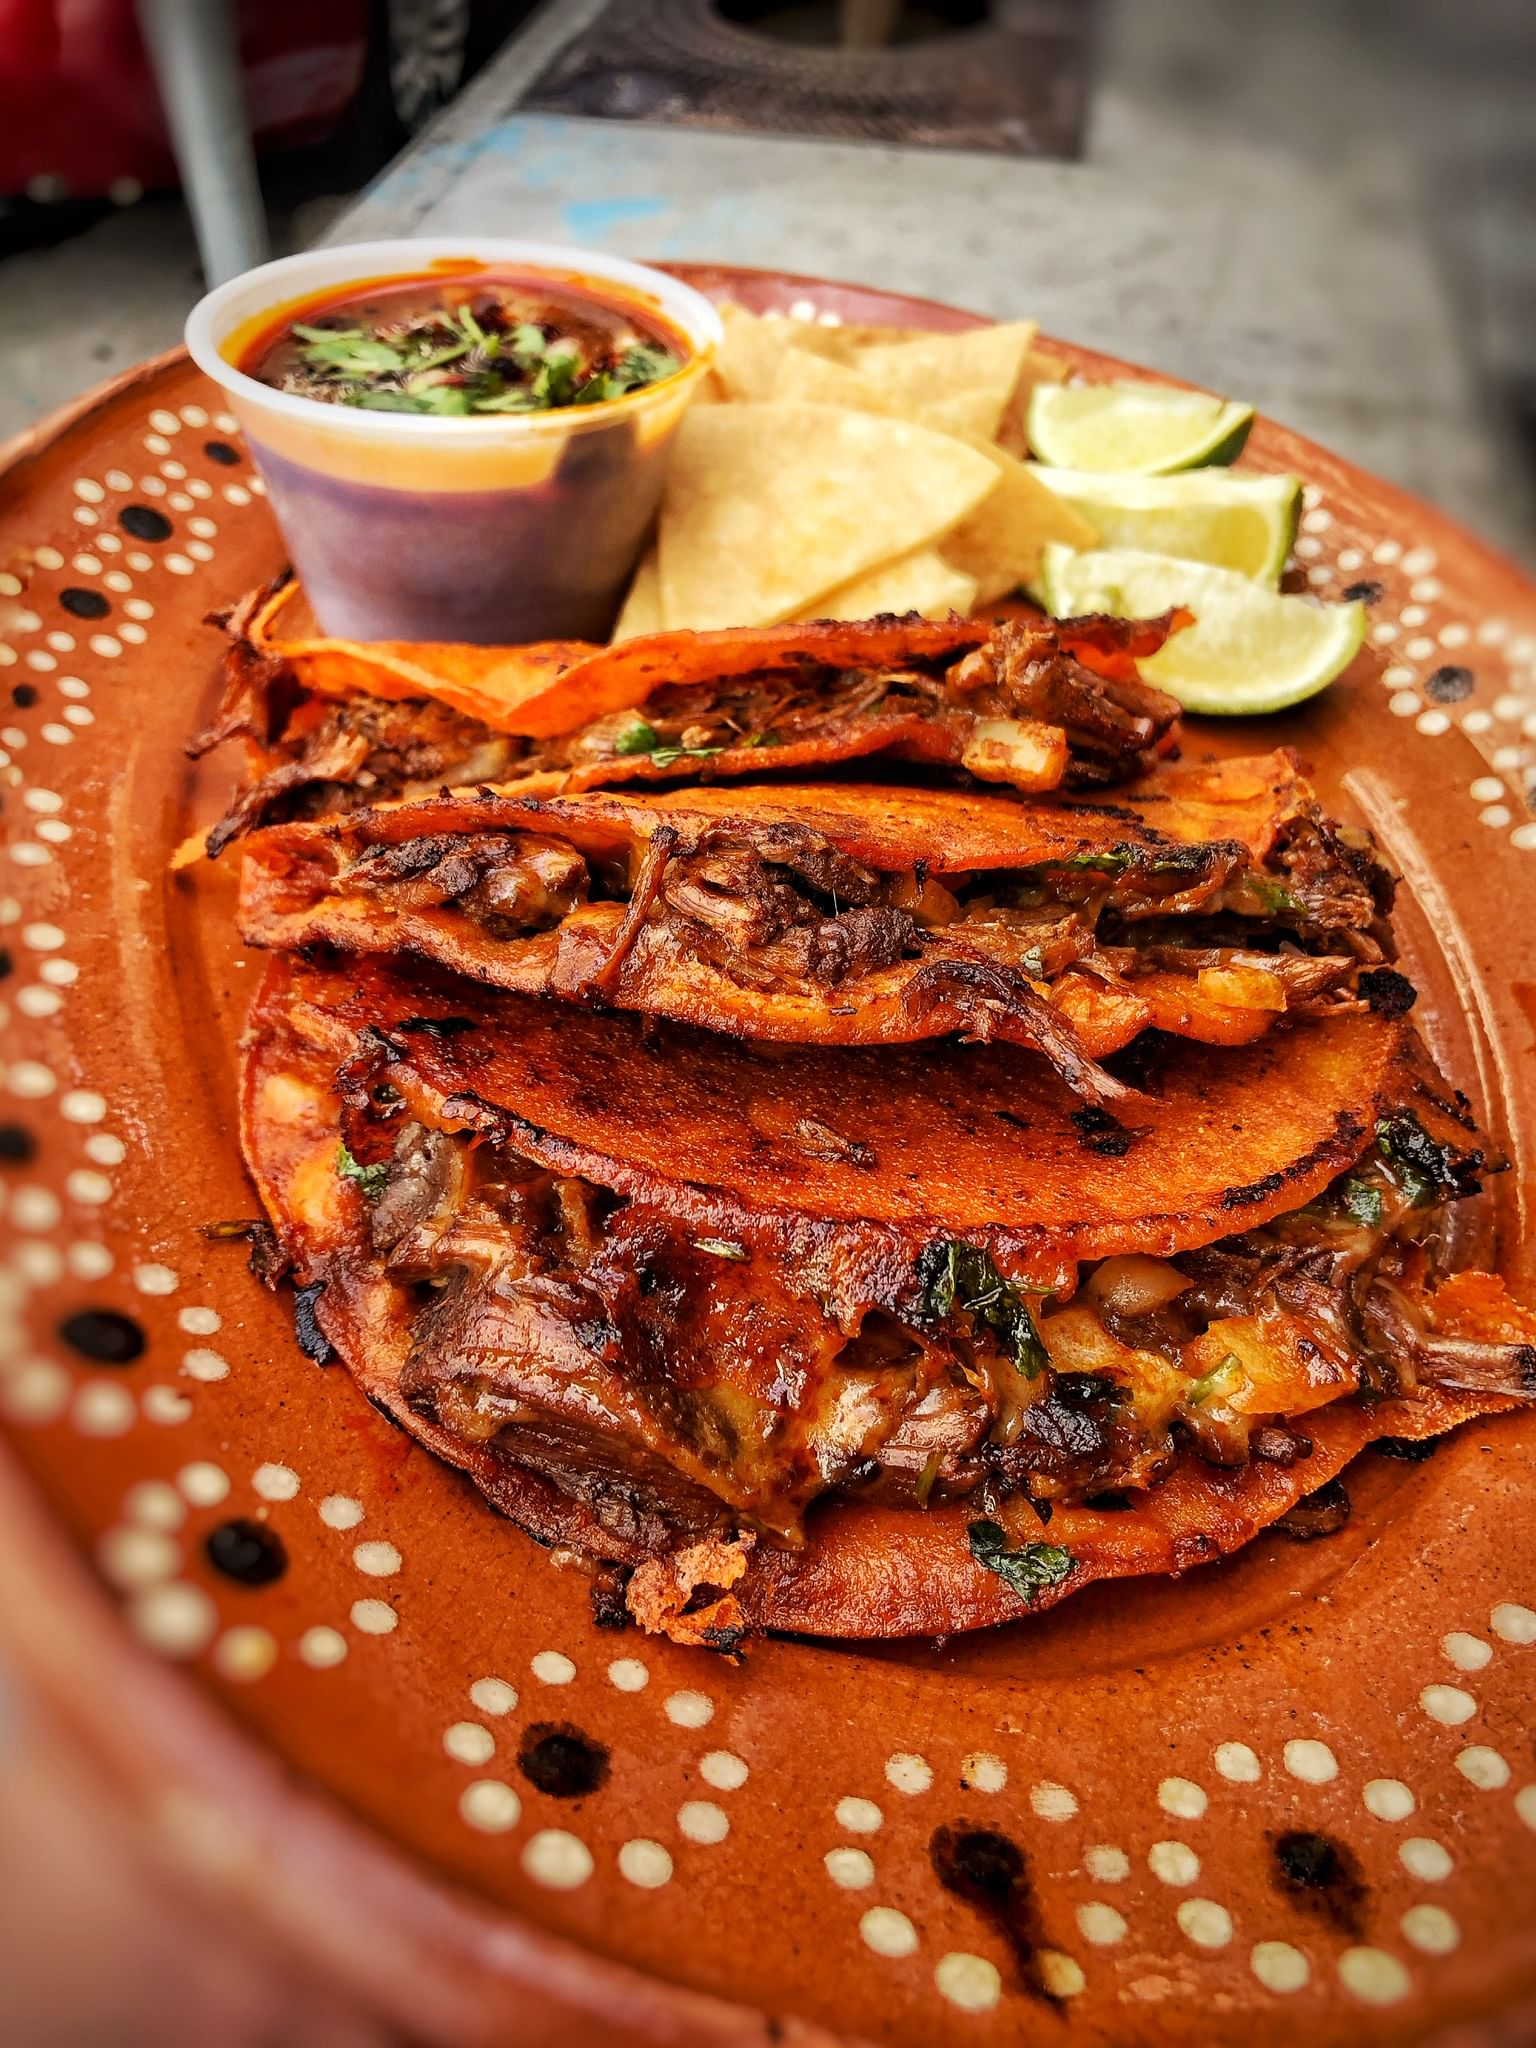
<box><xmin>135</xmin><ymin>0</ymin><xmax>270</xmax><ymax>286</ymax></box>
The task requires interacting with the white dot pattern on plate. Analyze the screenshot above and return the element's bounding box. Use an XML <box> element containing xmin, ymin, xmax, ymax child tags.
<box><xmin>678</xmin><ymin>1800</ymin><xmax>730</xmax><ymax>1845</ymax></box>
<box><xmin>1454</xmin><ymin>1746</ymin><xmax>1509</xmax><ymax>1790</ymax></box>
<box><xmin>1177</xmin><ymin>1899</ymin><xmax>1234</xmax><ymax>1950</ymax></box>
<box><xmin>1284</xmin><ymin>1739</ymin><xmax>1339</xmax><ymax>1783</ymax></box>
<box><xmin>460</xmin><ymin>1780</ymin><xmax>521</xmax><ymax>1834</ymax></box>
<box><xmin>885</xmin><ymin>1753</ymin><xmax>932</xmax><ymax>1795</ymax></box>
<box><xmin>1158</xmin><ymin>1776</ymin><xmax>1207</xmax><ymax>1819</ymax></box>
<box><xmin>860</xmin><ymin>1907</ymin><xmax>917</xmax><ymax>1958</ymax></box>
<box><xmin>836</xmin><ymin>1797</ymin><xmax>882</xmax><ymax>1835</ymax></box>
<box><xmin>1</xmin><ymin>406</ymin><xmax>1532</xmax><ymax>2044</ymax></box>
<box><xmin>1077</xmin><ymin>1903</ymin><xmax>1128</xmax><ymax>1946</ymax></box>
<box><xmin>825</xmin><ymin>1848</ymin><xmax>874</xmax><ymax>1889</ymax></box>
<box><xmin>1338</xmin><ymin>1948</ymin><xmax>1412</xmax><ymax>2006</ymax></box>
<box><xmin>664</xmin><ymin>1688</ymin><xmax>712</xmax><ymax>1726</ymax></box>
<box><xmin>352</xmin><ymin>1540</ymin><xmax>402</xmax><ymax>1578</ymax></box>
<box><xmin>619</xmin><ymin>1839</ymin><xmax>673</xmax><ymax>1888</ymax></box>
<box><xmin>1251</xmin><ymin>1942</ymin><xmax>1310</xmax><ymax>1993</ymax></box>
<box><xmin>934</xmin><ymin>1953</ymin><xmax>1001</xmax><ymax>2013</ymax></box>
<box><xmin>1400</xmin><ymin>1837</ymin><xmax>1453</xmax><ymax>1882</ymax></box>
<box><xmin>1214</xmin><ymin>1742</ymin><xmax>1261</xmax><ymax>1783</ymax></box>
<box><xmin>1030</xmin><ymin>1780</ymin><xmax>1078</xmax><ymax>1821</ymax></box>
<box><xmin>470</xmin><ymin>1677</ymin><xmax>518</xmax><ymax>1717</ymax></box>
<box><xmin>1149</xmin><ymin>1841</ymin><xmax>1200</xmax><ymax>1887</ymax></box>
<box><xmin>1363</xmin><ymin>1778</ymin><xmax>1416</xmax><ymax>1822</ymax></box>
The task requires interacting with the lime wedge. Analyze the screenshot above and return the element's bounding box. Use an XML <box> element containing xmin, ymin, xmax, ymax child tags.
<box><xmin>1027</xmin><ymin>381</ymin><xmax>1254</xmax><ymax>475</ymax></box>
<box><xmin>1028</xmin><ymin>467</ymin><xmax>1300</xmax><ymax>585</ymax></box>
<box><xmin>1039</xmin><ymin>545</ymin><xmax>1366</xmax><ymax>715</ymax></box>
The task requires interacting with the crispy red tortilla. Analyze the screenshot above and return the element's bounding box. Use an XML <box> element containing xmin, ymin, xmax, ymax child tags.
<box><xmin>247</xmin><ymin>954</ymin><xmax>1420</xmax><ymax>1288</ymax></box>
<box><xmin>241</xmin><ymin>955</ymin><xmax>1527</xmax><ymax>1638</ymax></box>
<box><xmin>223</xmin><ymin>574</ymin><xmax>600</xmax><ymax>727</ymax></box>
<box><xmin>231</xmin><ymin>572</ymin><xmax>1185</xmax><ymax>741</ymax></box>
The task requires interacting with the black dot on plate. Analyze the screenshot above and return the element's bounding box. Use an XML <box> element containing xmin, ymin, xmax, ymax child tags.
<box><xmin>0</xmin><ymin>947</ymin><xmax>12</xmax><ymax>978</ymax></box>
<box><xmin>0</xmin><ymin>1123</ymin><xmax>37</xmax><ymax>1165</ymax></box>
<box><xmin>203</xmin><ymin>439</ymin><xmax>240</xmax><ymax>466</ymax></box>
<box><xmin>119</xmin><ymin>503</ymin><xmax>173</xmax><ymax>543</ymax></box>
<box><xmin>516</xmin><ymin>1722</ymin><xmax>611</xmax><ymax>1798</ymax></box>
<box><xmin>59</xmin><ymin>1307</ymin><xmax>146</xmax><ymax>1364</ymax></box>
<box><xmin>204</xmin><ymin>1517</ymin><xmax>289</xmax><ymax>1586</ymax></box>
<box><xmin>58</xmin><ymin>586</ymin><xmax>110</xmax><ymax>620</ymax></box>
<box><xmin>1341</xmin><ymin>578</ymin><xmax>1386</xmax><ymax>605</ymax></box>
<box><xmin>11</xmin><ymin>683</ymin><xmax>37</xmax><ymax>708</ymax></box>
<box><xmin>1424</xmin><ymin>664</ymin><xmax>1474</xmax><ymax>704</ymax></box>
<box><xmin>1270</xmin><ymin>1828</ymin><xmax>1368</xmax><ymax>1934</ymax></box>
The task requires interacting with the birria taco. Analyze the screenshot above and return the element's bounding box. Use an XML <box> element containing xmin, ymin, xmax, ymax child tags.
<box><xmin>240</xmin><ymin>954</ymin><xmax>1536</xmax><ymax>1644</ymax></box>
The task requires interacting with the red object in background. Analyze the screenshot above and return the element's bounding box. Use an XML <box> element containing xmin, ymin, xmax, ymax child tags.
<box><xmin>0</xmin><ymin>0</ymin><xmax>370</xmax><ymax>199</ymax></box>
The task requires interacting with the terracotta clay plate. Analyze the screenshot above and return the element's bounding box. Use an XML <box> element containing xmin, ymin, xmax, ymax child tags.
<box><xmin>2</xmin><ymin>266</ymin><xmax>1535</xmax><ymax>2048</ymax></box>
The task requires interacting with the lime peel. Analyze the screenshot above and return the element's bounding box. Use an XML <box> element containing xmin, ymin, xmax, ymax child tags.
<box><xmin>1029</xmin><ymin>467</ymin><xmax>1301</xmax><ymax>585</ymax></box>
<box><xmin>1040</xmin><ymin>545</ymin><xmax>1366</xmax><ymax>716</ymax></box>
<box><xmin>1027</xmin><ymin>380</ymin><xmax>1255</xmax><ymax>476</ymax></box>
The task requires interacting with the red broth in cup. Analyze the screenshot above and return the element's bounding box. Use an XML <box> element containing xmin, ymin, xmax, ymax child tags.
<box><xmin>237</xmin><ymin>270</ymin><xmax>691</xmax><ymax>418</ymax></box>
<box><xmin>186</xmin><ymin>244</ymin><xmax>722</xmax><ymax>646</ymax></box>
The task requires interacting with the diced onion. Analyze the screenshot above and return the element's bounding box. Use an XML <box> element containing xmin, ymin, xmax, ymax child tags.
<box><xmin>1197</xmin><ymin>964</ymin><xmax>1286</xmax><ymax>1011</ymax></box>
<box><xmin>1083</xmin><ymin>1255</ymin><xmax>1189</xmax><ymax>1317</ymax></box>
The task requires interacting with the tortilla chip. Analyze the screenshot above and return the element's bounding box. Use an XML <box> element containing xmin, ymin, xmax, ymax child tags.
<box><xmin>612</xmin><ymin>546</ymin><xmax>664</xmax><ymax>641</ymax></box>
<box><xmin>769</xmin><ymin>352</ymin><xmax>1097</xmax><ymax>600</ymax></box>
<box><xmin>998</xmin><ymin>344</ymin><xmax>1074</xmax><ymax>457</ymax></box>
<box><xmin>942</xmin><ymin>447</ymin><xmax>1098</xmax><ymax>602</ymax></box>
<box><xmin>856</xmin><ymin>319</ymin><xmax>1037</xmax><ymax>441</ymax></box>
<box><xmin>798</xmin><ymin>547</ymin><xmax>976</xmax><ymax>622</ymax></box>
<box><xmin>657</xmin><ymin>404</ymin><xmax>999</xmax><ymax>632</ymax></box>
<box><xmin>714</xmin><ymin>304</ymin><xmax>944</xmax><ymax>401</ymax></box>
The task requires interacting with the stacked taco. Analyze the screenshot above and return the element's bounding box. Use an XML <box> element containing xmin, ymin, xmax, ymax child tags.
<box><xmin>205</xmin><ymin>583</ymin><xmax>1536</xmax><ymax>1643</ymax></box>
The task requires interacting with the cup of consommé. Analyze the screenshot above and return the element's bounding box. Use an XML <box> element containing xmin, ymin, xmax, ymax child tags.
<box><xmin>185</xmin><ymin>239</ymin><xmax>722</xmax><ymax>645</ymax></box>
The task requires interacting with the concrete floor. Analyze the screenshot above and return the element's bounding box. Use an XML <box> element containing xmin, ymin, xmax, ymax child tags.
<box><xmin>0</xmin><ymin>0</ymin><xmax>1531</xmax><ymax>520</ymax></box>
<box><xmin>0</xmin><ymin>193</ymin><xmax>346</xmax><ymax>447</ymax></box>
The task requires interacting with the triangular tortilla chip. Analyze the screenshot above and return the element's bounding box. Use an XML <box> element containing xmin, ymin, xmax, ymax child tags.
<box><xmin>941</xmin><ymin>450</ymin><xmax>1098</xmax><ymax>603</ymax></box>
<box><xmin>657</xmin><ymin>404</ymin><xmax>999</xmax><ymax>632</ymax></box>
<box><xmin>998</xmin><ymin>345</ymin><xmax>1073</xmax><ymax>457</ymax></box>
<box><xmin>714</xmin><ymin>305</ymin><xmax>943</xmax><ymax>400</ymax></box>
<box><xmin>855</xmin><ymin>319</ymin><xmax>1037</xmax><ymax>441</ymax></box>
<box><xmin>612</xmin><ymin>546</ymin><xmax>664</xmax><ymax>641</ymax></box>
<box><xmin>797</xmin><ymin>548</ymin><xmax>976</xmax><ymax>622</ymax></box>
<box><xmin>769</xmin><ymin>353</ymin><xmax>1096</xmax><ymax>601</ymax></box>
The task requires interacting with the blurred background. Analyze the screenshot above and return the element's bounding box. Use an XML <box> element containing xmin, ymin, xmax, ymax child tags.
<box><xmin>2</xmin><ymin>0</ymin><xmax>1534</xmax><ymax>558</ymax></box>
<box><xmin>0</xmin><ymin>1</ymin><xmax>1533</xmax><ymax>2042</ymax></box>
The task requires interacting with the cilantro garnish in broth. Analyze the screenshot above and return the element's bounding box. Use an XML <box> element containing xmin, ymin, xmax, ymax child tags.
<box><xmin>248</xmin><ymin>273</ymin><xmax>686</xmax><ymax>418</ymax></box>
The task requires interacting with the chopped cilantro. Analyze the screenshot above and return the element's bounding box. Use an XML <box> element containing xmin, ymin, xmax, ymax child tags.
<box><xmin>1186</xmin><ymin>1351</ymin><xmax>1243</xmax><ymax>1408</ymax></box>
<box><xmin>919</xmin><ymin>1240</ymin><xmax>1048</xmax><ymax>1377</ymax></box>
<box><xmin>336</xmin><ymin>1143</ymin><xmax>389</xmax><ymax>1203</ymax></box>
<box><xmin>967</xmin><ymin>1520</ymin><xmax>1074</xmax><ymax>1603</ymax></box>
<box><xmin>648</xmin><ymin>744</ymin><xmax>723</xmax><ymax>769</ymax></box>
<box><xmin>1059</xmin><ymin>850</ymin><xmax>1135</xmax><ymax>874</ymax></box>
<box><xmin>1343</xmin><ymin>1178</ymin><xmax>1385</xmax><ymax>1228</ymax></box>
<box><xmin>280</xmin><ymin>305</ymin><xmax>683</xmax><ymax>418</ymax></box>
<box><xmin>692</xmin><ymin>1237</ymin><xmax>749</xmax><ymax>1261</ymax></box>
<box><xmin>1249</xmin><ymin>875</ymin><xmax>1306</xmax><ymax>916</ymax></box>
<box><xmin>613</xmin><ymin>717</ymin><xmax>661</xmax><ymax>756</ymax></box>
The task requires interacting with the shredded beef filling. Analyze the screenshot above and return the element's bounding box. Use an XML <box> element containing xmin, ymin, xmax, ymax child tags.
<box><xmin>314</xmin><ymin>804</ymin><xmax>1389</xmax><ymax>1016</ymax></box>
<box><xmin>196</xmin><ymin>617</ymin><xmax>1182</xmax><ymax>849</ymax></box>
<box><xmin>335</xmin><ymin>1089</ymin><xmax>1528</xmax><ymax>1552</ymax></box>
